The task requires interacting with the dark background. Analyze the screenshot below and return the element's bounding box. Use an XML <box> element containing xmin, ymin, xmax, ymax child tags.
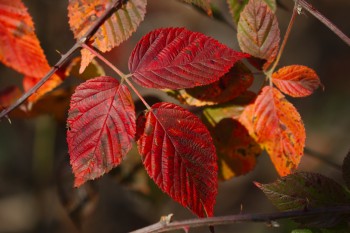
<box><xmin>0</xmin><ymin>0</ymin><xmax>349</xmax><ymax>232</ymax></box>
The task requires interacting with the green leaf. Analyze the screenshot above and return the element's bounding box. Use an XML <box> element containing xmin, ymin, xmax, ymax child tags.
<box><xmin>237</xmin><ymin>0</ymin><xmax>280</xmax><ymax>70</ymax></box>
<box><xmin>227</xmin><ymin>0</ymin><xmax>276</xmax><ymax>24</ymax></box>
<box><xmin>342</xmin><ymin>151</ymin><xmax>350</xmax><ymax>190</ymax></box>
<box><xmin>257</xmin><ymin>172</ymin><xmax>350</xmax><ymax>228</ymax></box>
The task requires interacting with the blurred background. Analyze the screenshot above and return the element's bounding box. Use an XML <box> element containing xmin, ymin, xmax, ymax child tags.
<box><xmin>0</xmin><ymin>0</ymin><xmax>349</xmax><ymax>232</ymax></box>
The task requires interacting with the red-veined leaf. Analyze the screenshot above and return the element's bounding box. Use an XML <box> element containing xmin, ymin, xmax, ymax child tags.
<box><xmin>180</xmin><ymin>0</ymin><xmax>212</xmax><ymax>16</ymax></box>
<box><xmin>239</xmin><ymin>86</ymin><xmax>305</xmax><ymax>176</ymax></box>
<box><xmin>237</xmin><ymin>0</ymin><xmax>280</xmax><ymax>70</ymax></box>
<box><xmin>68</xmin><ymin>0</ymin><xmax>147</xmax><ymax>72</ymax></box>
<box><xmin>136</xmin><ymin>102</ymin><xmax>217</xmax><ymax>217</ymax></box>
<box><xmin>272</xmin><ymin>65</ymin><xmax>321</xmax><ymax>97</ymax></box>
<box><xmin>227</xmin><ymin>0</ymin><xmax>276</xmax><ymax>24</ymax></box>
<box><xmin>0</xmin><ymin>0</ymin><xmax>50</xmax><ymax>77</ymax></box>
<box><xmin>67</xmin><ymin>76</ymin><xmax>136</xmax><ymax>187</ymax></box>
<box><xmin>129</xmin><ymin>27</ymin><xmax>249</xmax><ymax>89</ymax></box>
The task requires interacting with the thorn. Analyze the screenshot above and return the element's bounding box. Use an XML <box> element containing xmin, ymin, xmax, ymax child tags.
<box><xmin>240</xmin><ymin>204</ymin><xmax>243</xmax><ymax>214</ymax></box>
<box><xmin>27</xmin><ymin>102</ymin><xmax>33</xmax><ymax>111</ymax></box>
<box><xmin>182</xmin><ymin>226</ymin><xmax>190</xmax><ymax>233</ymax></box>
<box><xmin>160</xmin><ymin>213</ymin><xmax>173</xmax><ymax>225</ymax></box>
<box><xmin>5</xmin><ymin>115</ymin><xmax>11</xmax><ymax>124</ymax></box>
<box><xmin>56</xmin><ymin>49</ymin><xmax>63</xmax><ymax>56</ymax></box>
<box><xmin>297</xmin><ymin>4</ymin><xmax>303</xmax><ymax>15</ymax></box>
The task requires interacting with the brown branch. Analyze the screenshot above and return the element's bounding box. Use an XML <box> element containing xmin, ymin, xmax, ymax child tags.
<box><xmin>296</xmin><ymin>0</ymin><xmax>350</xmax><ymax>46</ymax></box>
<box><xmin>0</xmin><ymin>0</ymin><xmax>126</xmax><ymax>120</ymax></box>
<box><xmin>130</xmin><ymin>205</ymin><xmax>350</xmax><ymax>233</ymax></box>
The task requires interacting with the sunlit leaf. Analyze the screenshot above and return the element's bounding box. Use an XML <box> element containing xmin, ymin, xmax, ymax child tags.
<box><xmin>180</xmin><ymin>0</ymin><xmax>212</xmax><ymax>16</ymax></box>
<box><xmin>68</xmin><ymin>0</ymin><xmax>147</xmax><ymax>72</ymax></box>
<box><xmin>237</xmin><ymin>0</ymin><xmax>280</xmax><ymax>70</ymax></box>
<box><xmin>227</xmin><ymin>0</ymin><xmax>276</xmax><ymax>24</ymax></box>
<box><xmin>272</xmin><ymin>65</ymin><xmax>322</xmax><ymax>97</ymax></box>
<box><xmin>67</xmin><ymin>76</ymin><xmax>136</xmax><ymax>187</ymax></box>
<box><xmin>129</xmin><ymin>27</ymin><xmax>249</xmax><ymax>89</ymax></box>
<box><xmin>0</xmin><ymin>0</ymin><xmax>50</xmax><ymax>77</ymax></box>
<box><xmin>239</xmin><ymin>86</ymin><xmax>305</xmax><ymax>176</ymax></box>
<box><xmin>136</xmin><ymin>102</ymin><xmax>217</xmax><ymax>217</ymax></box>
<box><xmin>257</xmin><ymin>172</ymin><xmax>350</xmax><ymax>227</ymax></box>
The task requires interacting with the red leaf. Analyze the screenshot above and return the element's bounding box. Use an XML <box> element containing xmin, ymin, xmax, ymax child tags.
<box><xmin>272</xmin><ymin>65</ymin><xmax>321</xmax><ymax>97</ymax></box>
<box><xmin>136</xmin><ymin>102</ymin><xmax>218</xmax><ymax>217</ymax></box>
<box><xmin>129</xmin><ymin>27</ymin><xmax>249</xmax><ymax>89</ymax></box>
<box><xmin>239</xmin><ymin>86</ymin><xmax>305</xmax><ymax>176</ymax></box>
<box><xmin>67</xmin><ymin>76</ymin><xmax>136</xmax><ymax>187</ymax></box>
<box><xmin>0</xmin><ymin>0</ymin><xmax>50</xmax><ymax>77</ymax></box>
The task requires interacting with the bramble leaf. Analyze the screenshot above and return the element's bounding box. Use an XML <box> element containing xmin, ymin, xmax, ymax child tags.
<box><xmin>136</xmin><ymin>102</ymin><xmax>217</xmax><ymax>217</ymax></box>
<box><xmin>237</xmin><ymin>0</ymin><xmax>280</xmax><ymax>70</ymax></box>
<box><xmin>68</xmin><ymin>0</ymin><xmax>147</xmax><ymax>72</ymax></box>
<box><xmin>185</xmin><ymin>62</ymin><xmax>253</xmax><ymax>104</ymax></box>
<box><xmin>67</xmin><ymin>76</ymin><xmax>136</xmax><ymax>187</ymax></box>
<box><xmin>239</xmin><ymin>86</ymin><xmax>305</xmax><ymax>176</ymax></box>
<box><xmin>208</xmin><ymin>118</ymin><xmax>261</xmax><ymax>180</ymax></box>
<box><xmin>180</xmin><ymin>0</ymin><xmax>212</xmax><ymax>16</ymax></box>
<box><xmin>227</xmin><ymin>0</ymin><xmax>276</xmax><ymax>24</ymax></box>
<box><xmin>129</xmin><ymin>27</ymin><xmax>249</xmax><ymax>89</ymax></box>
<box><xmin>0</xmin><ymin>0</ymin><xmax>50</xmax><ymax>77</ymax></box>
<box><xmin>257</xmin><ymin>172</ymin><xmax>350</xmax><ymax>227</ymax></box>
<box><xmin>272</xmin><ymin>65</ymin><xmax>322</xmax><ymax>97</ymax></box>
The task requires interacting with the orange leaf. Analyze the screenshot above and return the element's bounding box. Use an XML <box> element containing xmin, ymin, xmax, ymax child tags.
<box><xmin>237</xmin><ymin>0</ymin><xmax>280</xmax><ymax>70</ymax></box>
<box><xmin>68</xmin><ymin>0</ymin><xmax>147</xmax><ymax>72</ymax></box>
<box><xmin>0</xmin><ymin>0</ymin><xmax>50</xmax><ymax>77</ymax></box>
<box><xmin>23</xmin><ymin>74</ymin><xmax>64</xmax><ymax>103</ymax></box>
<box><xmin>239</xmin><ymin>86</ymin><xmax>305</xmax><ymax>176</ymax></box>
<box><xmin>272</xmin><ymin>65</ymin><xmax>322</xmax><ymax>97</ymax></box>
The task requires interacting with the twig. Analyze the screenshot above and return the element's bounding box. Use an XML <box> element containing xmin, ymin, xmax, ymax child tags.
<box><xmin>0</xmin><ymin>0</ymin><xmax>126</xmax><ymax>120</ymax></box>
<box><xmin>82</xmin><ymin>43</ymin><xmax>151</xmax><ymax>110</ymax></box>
<box><xmin>130</xmin><ymin>205</ymin><xmax>350</xmax><ymax>233</ymax></box>
<box><xmin>296</xmin><ymin>0</ymin><xmax>350</xmax><ymax>46</ymax></box>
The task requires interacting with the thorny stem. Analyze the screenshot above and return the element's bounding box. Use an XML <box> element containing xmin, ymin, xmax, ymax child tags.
<box><xmin>82</xmin><ymin>43</ymin><xmax>151</xmax><ymax>110</ymax></box>
<box><xmin>0</xmin><ymin>0</ymin><xmax>127</xmax><ymax>120</ymax></box>
<box><xmin>130</xmin><ymin>205</ymin><xmax>350</xmax><ymax>233</ymax></box>
<box><xmin>297</xmin><ymin>0</ymin><xmax>350</xmax><ymax>46</ymax></box>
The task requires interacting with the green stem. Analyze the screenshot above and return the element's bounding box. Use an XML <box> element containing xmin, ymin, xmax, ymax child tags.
<box><xmin>82</xmin><ymin>43</ymin><xmax>151</xmax><ymax>110</ymax></box>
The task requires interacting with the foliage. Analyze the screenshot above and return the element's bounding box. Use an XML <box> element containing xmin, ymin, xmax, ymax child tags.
<box><xmin>0</xmin><ymin>0</ymin><xmax>348</xmax><ymax>232</ymax></box>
